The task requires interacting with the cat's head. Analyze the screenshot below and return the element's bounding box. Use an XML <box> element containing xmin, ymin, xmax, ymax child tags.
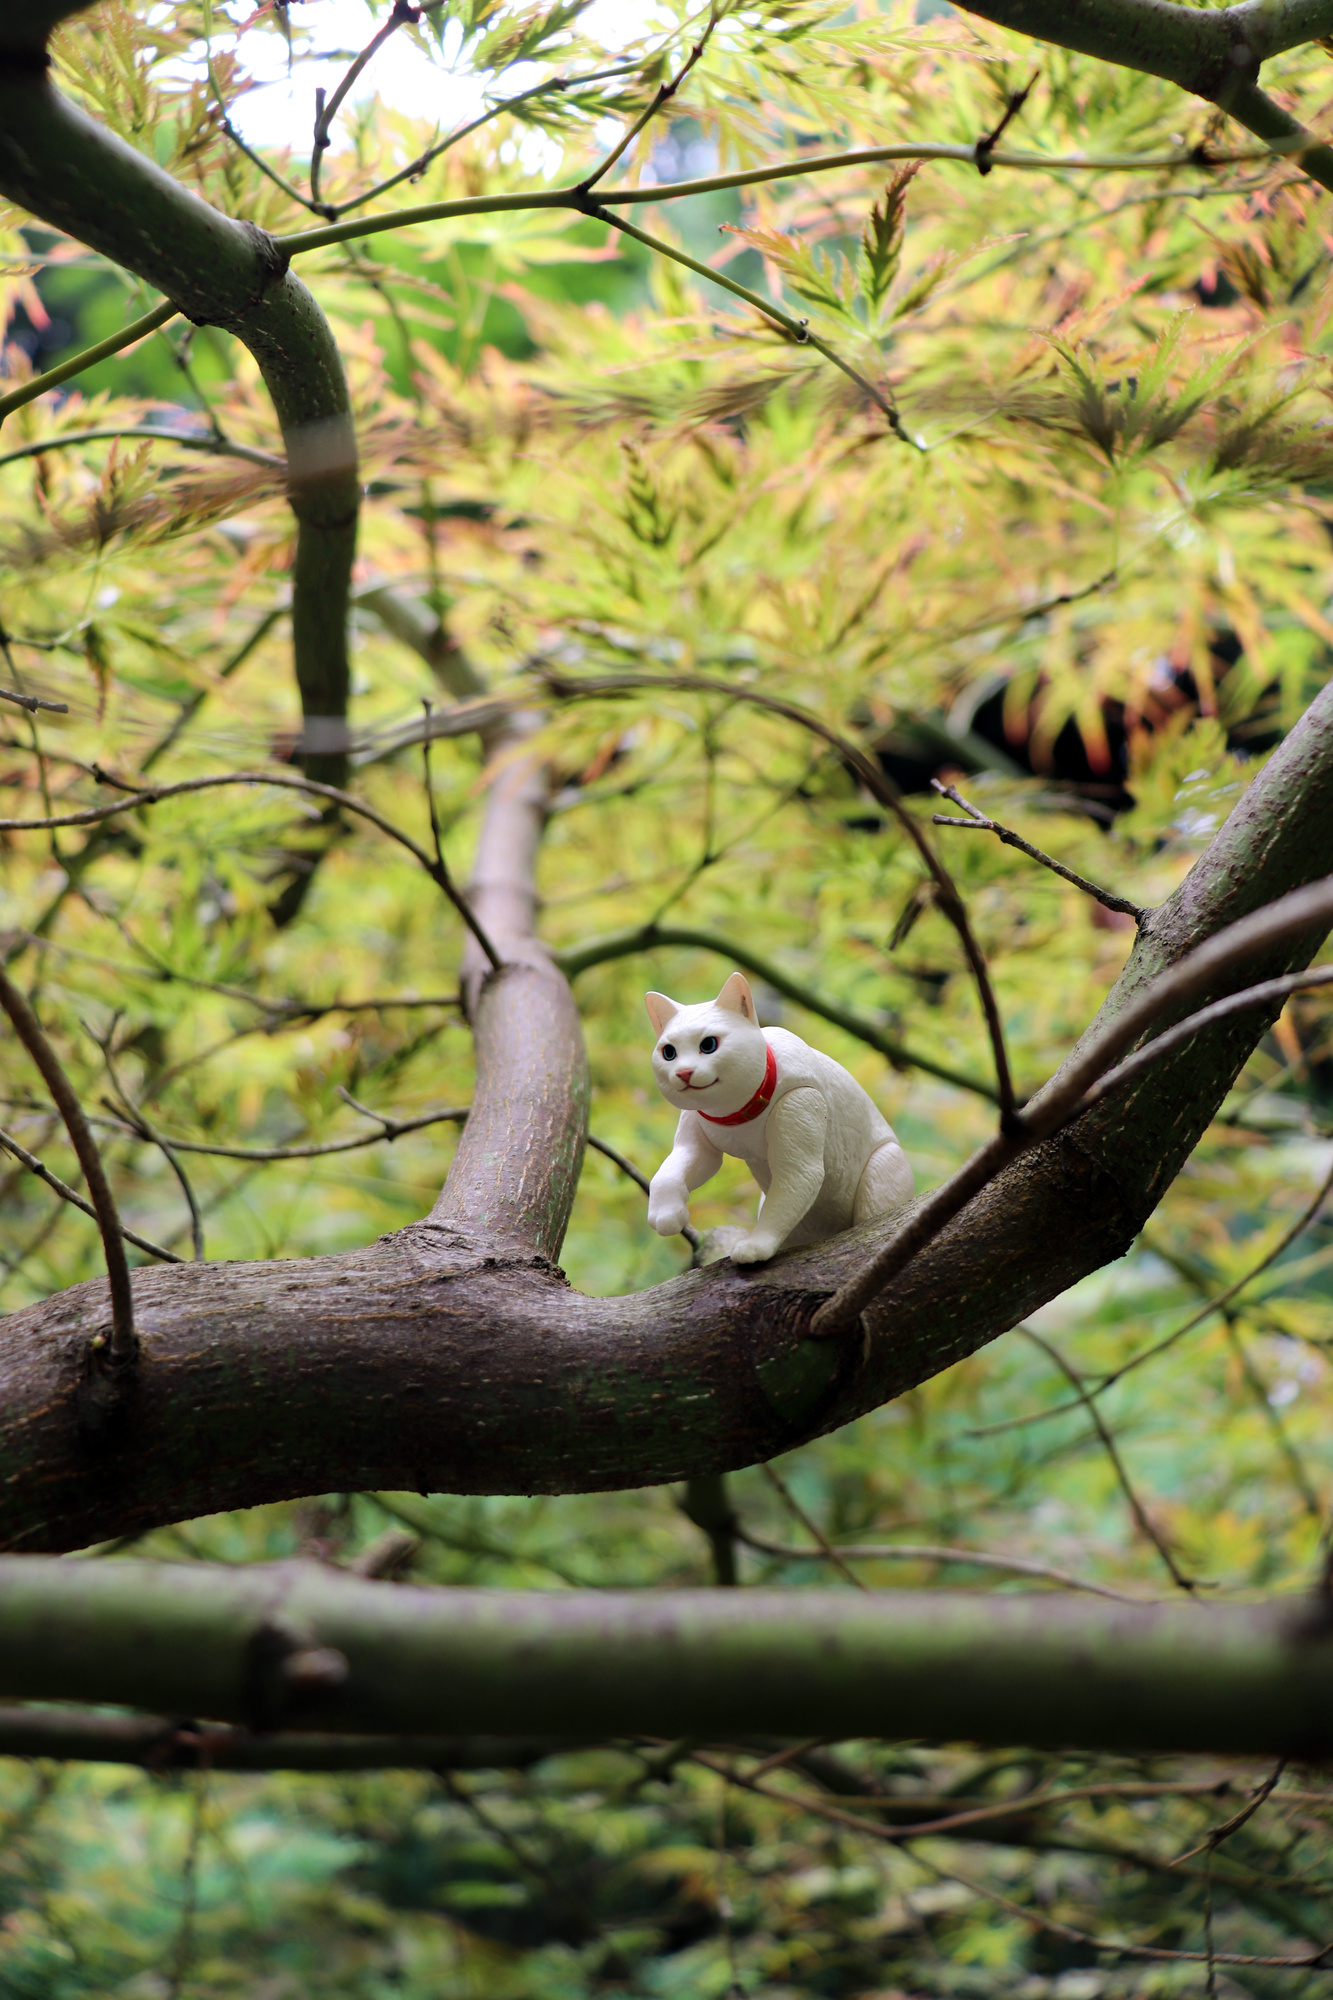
<box><xmin>645</xmin><ymin>973</ymin><xmax>768</xmax><ymax>1114</ymax></box>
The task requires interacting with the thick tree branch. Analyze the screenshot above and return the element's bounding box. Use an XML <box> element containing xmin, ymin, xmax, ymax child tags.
<box><xmin>1</xmin><ymin>1559</ymin><xmax>1332</xmax><ymax>1756</ymax></box>
<box><xmin>428</xmin><ymin>710</ymin><xmax>588</xmax><ymax>1260</ymax></box>
<box><xmin>3</xmin><ymin>676</ymin><xmax>1333</xmax><ymax>1547</ymax></box>
<box><xmin>953</xmin><ymin>0</ymin><xmax>1333</xmax><ymax>191</ymax></box>
<box><xmin>0</xmin><ymin>49</ymin><xmax>357</xmax><ymax>792</ymax></box>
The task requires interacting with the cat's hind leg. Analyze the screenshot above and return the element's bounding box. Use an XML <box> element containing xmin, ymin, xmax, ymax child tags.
<box><xmin>853</xmin><ymin>1139</ymin><xmax>914</xmax><ymax>1225</ymax></box>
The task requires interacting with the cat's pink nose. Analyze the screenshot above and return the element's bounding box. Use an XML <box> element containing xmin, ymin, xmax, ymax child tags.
<box><xmin>675</xmin><ymin>1067</ymin><xmax>695</xmax><ymax>1082</ymax></box>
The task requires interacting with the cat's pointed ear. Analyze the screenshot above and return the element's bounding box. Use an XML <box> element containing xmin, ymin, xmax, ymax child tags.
<box><xmin>645</xmin><ymin>992</ymin><xmax>680</xmax><ymax>1037</ymax></box>
<box><xmin>715</xmin><ymin>972</ymin><xmax>757</xmax><ymax>1022</ymax></box>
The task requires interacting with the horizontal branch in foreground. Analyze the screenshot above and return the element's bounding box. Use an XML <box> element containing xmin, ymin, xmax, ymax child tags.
<box><xmin>1</xmin><ymin>1559</ymin><xmax>1331</xmax><ymax>1756</ymax></box>
<box><xmin>0</xmin><ymin>1706</ymin><xmax>563</xmax><ymax>1773</ymax></box>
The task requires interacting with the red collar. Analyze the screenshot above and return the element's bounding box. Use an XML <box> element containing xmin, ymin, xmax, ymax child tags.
<box><xmin>698</xmin><ymin>1044</ymin><xmax>778</xmax><ymax>1126</ymax></box>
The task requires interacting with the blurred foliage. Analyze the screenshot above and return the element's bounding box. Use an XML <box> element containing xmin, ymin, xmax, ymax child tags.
<box><xmin>2</xmin><ymin>0</ymin><xmax>1333</xmax><ymax>1991</ymax></box>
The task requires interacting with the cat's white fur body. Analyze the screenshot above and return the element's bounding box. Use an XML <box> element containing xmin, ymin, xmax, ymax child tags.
<box><xmin>645</xmin><ymin>973</ymin><xmax>914</xmax><ymax>1263</ymax></box>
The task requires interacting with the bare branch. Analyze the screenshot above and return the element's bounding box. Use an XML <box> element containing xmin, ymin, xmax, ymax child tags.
<box><xmin>581</xmin><ymin>20</ymin><xmax>714</xmax><ymax>193</ymax></box>
<box><xmin>0</xmin><ymin>1123</ymin><xmax>180</xmax><ymax>1263</ymax></box>
<box><xmin>0</xmin><ymin>1706</ymin><xmax>569</xmax><ymax>1772</ymax></box>
<box><xmin>812</xmin><ymin>874</ymin><xmax>1333</xmax><ymax>1336</ymax></box>
<box><xmin>311</xmin><ymin>0</ymin><xmax>423</xmax><ymax>213</ymax></box>
<box><xmin>737</xmin><ymin>1528</ymin><xmax>1146</xmax><ymax>1602</ymax></box>
<box><xmin>3</xmin><ymin>1555</ymin><xmax>1333</xmax><ymax>1761</ymax></box>
<box><xmin>543</xmin><ymin>669</ymin><xmax>1018</xmax><ymax>1126</ymax></box>
<box><xmin>1020</xmin><ymin>1327</ymin><xmax>1199</xmax><ymax>1592</ymax></box>
<box><xmin>1172</xmin><ymin>1759</ymin><xmax>1287</xmax><ymax>1865</ymax></box>
<box><xmin>0</xmin><ymin>970</ymin><xmax>136</xmax><ymax>1353</ymax></box>
<box><xmin>759</xmin><ymin>1464</ymin><xmax>866</xmax><ymax>1590</ymax></box>
<box><xmin>103</xmin><ymin>1103</ymin><xmax>470</xmax><ymax>1164</ymax></box>
<box><xmin>0</xmin><ymin>425</ymin><xmax>285</xmax><ymax>473</ymax></box>
<box><xmin>0</xmin><ymin>681</ymin><xmax>68</xmax><ymax>716</ymax></box>
<box><xmin>558</xmin><ymin>920</ymin><xmax>1000</xmax><ymax>1101</ymax></box>
<box><xmin>931</xmin><ymin>780</ymin><xmax>1147</xmax><ymax>922</ymax></box>
<box><xmin>0</xmin><ymin>299</ymin><xmax>178</xmax><ymax>424</ymax></box>
<box><xmin>586</xmin><ymin>1130</ymin><xmax>701</xmax><ymax>1251</ymax></box>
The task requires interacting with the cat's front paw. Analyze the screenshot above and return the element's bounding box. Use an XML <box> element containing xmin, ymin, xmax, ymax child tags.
<box><xmin>731</xmin><ymin>1232</ymin><xmax>780</xmax><ymax>1264</ymax></box>
<box><xmin>647</xmin><ymin>1181</ymin><xmax>690</xmax><ymax>1236</ymax></box>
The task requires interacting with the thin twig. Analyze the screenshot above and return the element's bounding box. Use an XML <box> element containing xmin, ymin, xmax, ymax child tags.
<box><xmin>311</xmin><ymin>0</ymin><xmax>425</xmax><ymax>213</ymax></box>
<box><xmin>931</xmin><ymin>780</ymin><xmax>1146</xmax><ymax>922</ymax></box>
<box><xmin>974</xmin><ymin>72</ymin><xmax>1041</xmax><ymax>176</ymax></box>
<box><xmin>581</xmin><ymin>20</ymin><xmax>713</xmax><ymax>193</ymax></box>
<box><xmin>736</xmin><ymin>1527</ymin><xmax>1146</xmax><ymax>1602</ymax></box>
<box><xmin>273</xmin><ymin>143</ymin><xmax>1277</xmax><ymax>258</ymax></box>
<box><xmin>1021</xmin><ymin>1328</ymin><xmax>1199</xmax><ymax>1592</ymax></box>
<box><xmin>331</xmin><ymin>62</ymin><xmax>642</xmax><ymax>217</ymax></box>
<box><xmin>102</xmin><ymin>1101</ymin><xmax>469</xmax><ymax>1164</ymax></box>
<box><xmin>758</xmin><ymin>1464</ymin><xmax>866</xmax><ymax>1590</ymax></box>
<box><xmin>970</xmin><ymin>1115</ymin><xmax>1333</xmax><ymax>1440</ymax></box>
<box><xmin>0</xmin><ymin>299</ymin><xmax>178</xmax><ymax>423</ymax></box>
<box><xmin>811</xmin><ymin>873</ymin><xmax>1333</xmax><ymax>1336</ymax></box>
<box><xmin>0</xmin><ymin>970</ymin><xmax>136</xmax><ymax>1352</ymax></box>
<box><xmin>0</xmin><ymin>426</ymin><xmax>285</xmax><ymax>474</ymax></box>
<box><xmin>585</xmin><ymin>1131</ymin><xmax>701</xmax><ymax>1250</ymax></box>
<box><xmin>905</xmin><ymin>1842</ymin><xmax>1332</xmax><ymax>1970</ymax></box>
<box><xmin>100</xmin><ymin>1048</ymin><xmax>205</xmax><ymax>1263</ymax></box>
<box><xmin>1173</xmin><ymin>1760</ymin><xmax>1286</xmax><ymax>1867</ymax></box>
<box><xmin>0</xmin><ymin>685</ymin><xmax>68</xmax><ymax>716</ymax></box>
<box><xmin>0</xmin><ymin>1125</ymin><xmax>179</xmax><ymax>1263</ymax></box>
<box><xmin>589</xmin><ymin>202</ymin><xmax>918</xmax><ymax>448</ymax></box>
<box><xmin>542</xmin><ymin>669</ymin><xmax>1016</xmax><ymax>1125</ymax></box>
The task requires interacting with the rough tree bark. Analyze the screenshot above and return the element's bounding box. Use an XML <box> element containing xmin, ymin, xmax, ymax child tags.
<box><xmin>1</xmin><ymin>675</ymin><xmax>1331</xmax><ymax>1552</ymax></box>
<box><xmin>3</xmin><ymin>1</ymin><xmax>1333</xmax><ymax>1561</ymax></box>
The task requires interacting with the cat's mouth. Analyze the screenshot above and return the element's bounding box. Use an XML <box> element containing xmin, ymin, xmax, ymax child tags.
<box><xmin>678</xmin><ymin>1079</ymin><xmax>718</xmax><ymax>1091</ymax></box>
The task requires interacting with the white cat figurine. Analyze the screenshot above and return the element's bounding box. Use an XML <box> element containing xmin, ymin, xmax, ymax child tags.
<box><xmin>645</xmin><ymin>972</ymin><xmax>914</xmax><ymax>1263</ymax></box>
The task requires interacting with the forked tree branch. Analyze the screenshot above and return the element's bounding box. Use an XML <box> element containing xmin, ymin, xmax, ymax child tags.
<box><xmin>2</xmin><ymin>673</ymin><xmax>1333</xmax><ymax>1548</ymax></box>
<box><xmin>0</xmin><ymin>35</ymin><xmax>357</xmax><ymax>795</ymax></box>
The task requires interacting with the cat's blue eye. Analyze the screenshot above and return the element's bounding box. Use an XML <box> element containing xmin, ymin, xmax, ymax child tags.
<box><xmin>661</xmin><ymin>1043</ymin><xmax>676</xmax><ymax>1061</ymax></box>
<box><xmin>699</xmin><ymin>1035</ymin><xmax>718</xmax><ymax>1054</ymax></box>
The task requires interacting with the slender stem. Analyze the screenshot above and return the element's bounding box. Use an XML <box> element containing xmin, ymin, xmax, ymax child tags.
<box><xmin>0</xmin><ymin>685</ymin><xmax>67</xmax><ymax>716</ymax></box>
<box><xmin>274</xmin><ymin>139</ymin><xmax>1267</xmax><ymax>260</ymax></box>
<box><xmin>581</xmin><ymin>26</ymin><xmax>711</xmax><ymax>193</ymax></box>
<box><xmin>543</xmin><ymin>669</ymin><xmax>1016</xmax><ymax>1123</ymax></box>
<box><xmin>333</xmin><ymin>64</ymin><xmax>643</xmax><ymax>217</ymax></box>
<box><xmin>101</xmin><ymin>1045</ymin><xmax>205</xmax><ymax>1264</ymax></box>
<box><xmin>216</xmin><ymin>109</ymin><xmax>315</xmax><ymax>211</ymax></box>
<box><xmin>591</xmin><ymin>203</ymin><xmax>911</xmax><ymax>441</ymax></box>
<box><xmin>107</xmin><ymin>1103</ymin><xmax>469</xmax><ymax>1163</ymax></box>
<box><xmin>0</xmin><ymin>1124</ymin><xmax>180</xmax><ymax>1262</ymax></box>
<box><xmin>1021</xmin><ymin>1328</ymin><xmax>1198</xmax><ymax>1592</ymax></box>
<box><xmin>556</xmin><ymin>921</ymin><xmax>1000</xmax><ymax>1102</ymax></box>
<box><xmin>0</xmin><ymin>299</ymin><xmax>177</xmax><ymax>424</ymax></box>
<box><xmin>0</xmin><ymin>970</ymin><xmax>136</xmax><ymax>1352</ymax></box>
<box><xmin>736</xmin><ymin>1528</ymin><xmax>1143</xmax><ymax>1602</ymax></box>
<box><xmin>759</xmin><ymin>1463</ymin><xmax>866</xmax><ymax>1590</ymax></box>
<box><xmin>311</xmin><ymin>0</ymin><xmax>418</xmax><ymax>212</ymax></box>
<box><xmin>0</xmin><ymin>426</ymin><xmax>285</xmax><ymax>472</ymax></box>
<box><xmin>811</xmin><ymin>876</ymin><xmax>1333</xmax><ymax>1337</ymax></box>
<box><xmin>931</xmin><ymin>780</ymin><xmax>1147</xmax><ymax>922</ymax></box>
